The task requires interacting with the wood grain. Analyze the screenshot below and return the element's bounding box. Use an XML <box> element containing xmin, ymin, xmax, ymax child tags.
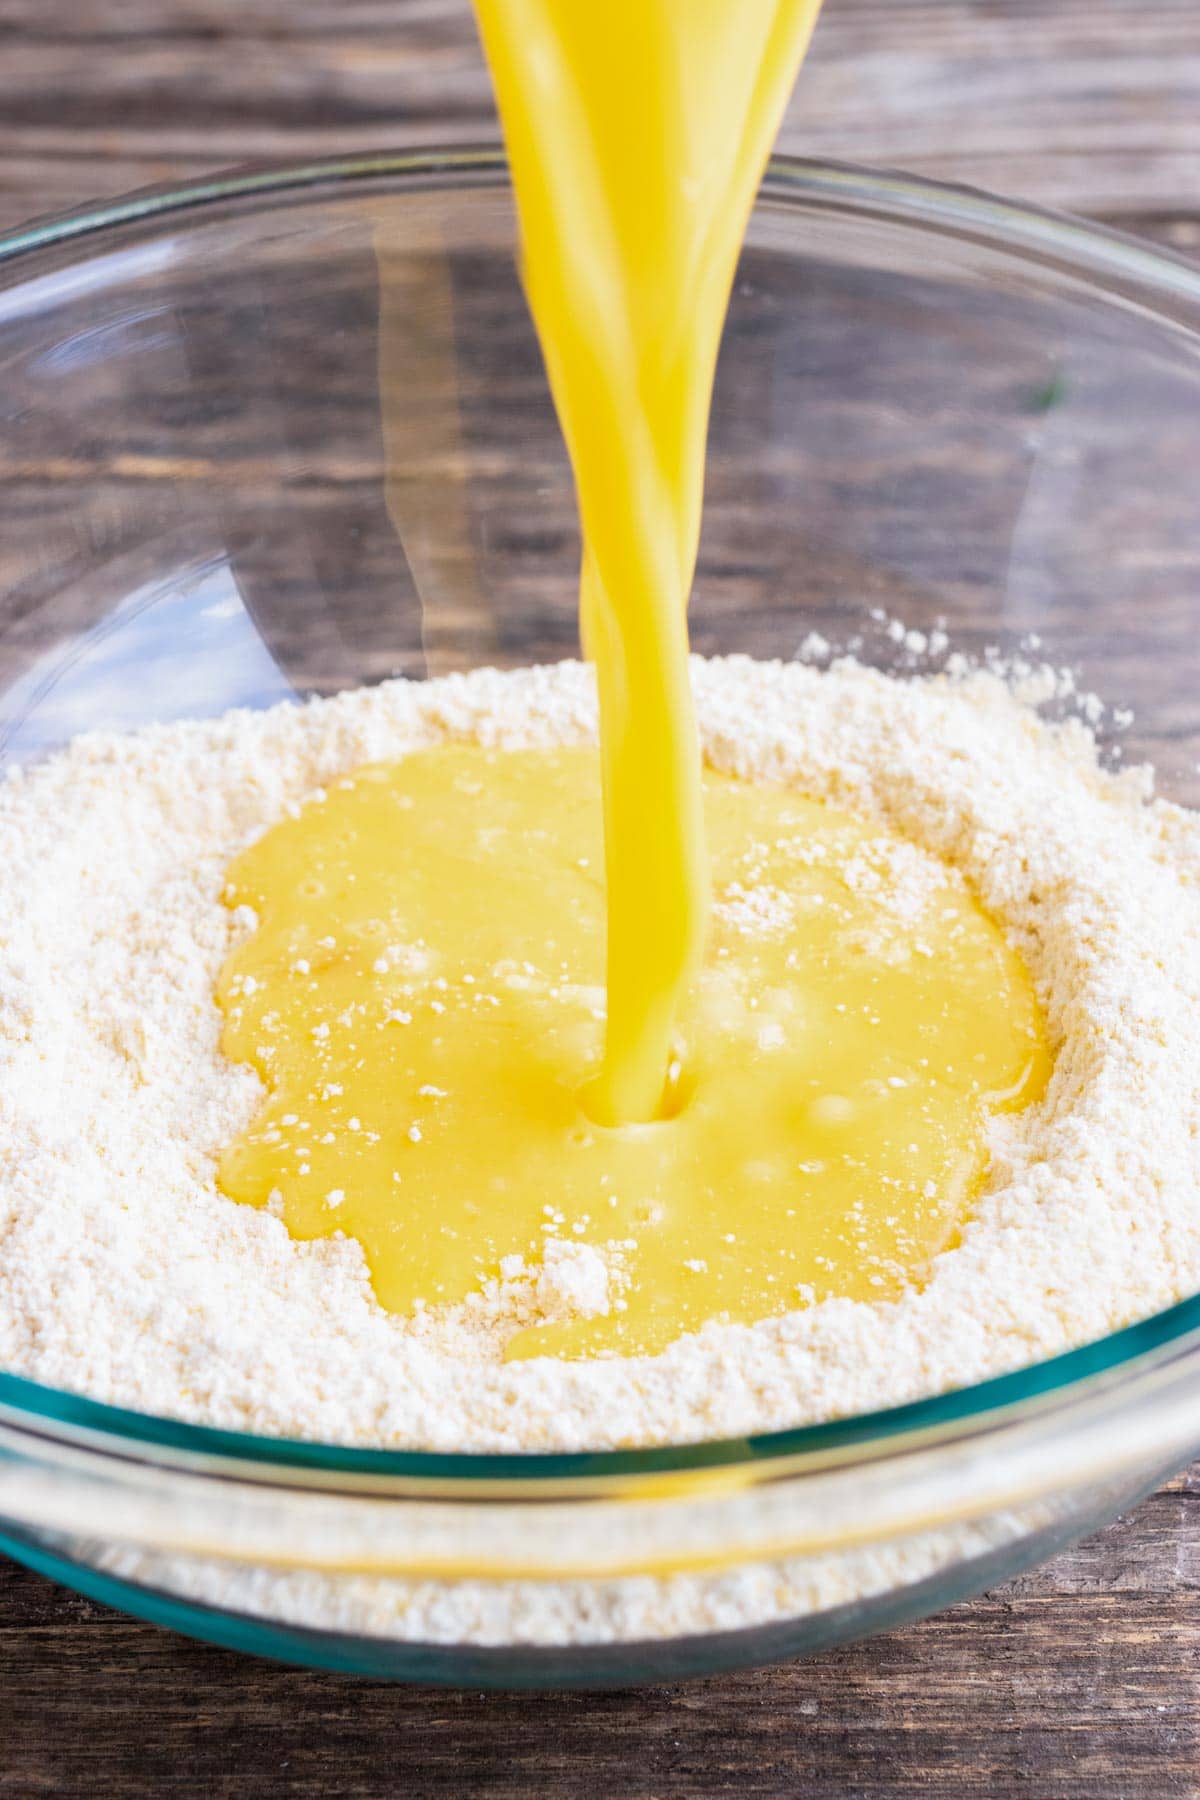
<box><xmin>0</xmin><ymin>0</ymin><xmax>1198</xmax><ymax>235</ymax></box>
<box><xmin>2</xmin><ymin>1476</ymin><xmax>1198</xmax><ymax>1795</ymax></box>
<box><xmin>1</xmin><ymin>2</ymin><xmax>1199</xmax><ymax>1795</ymax></box>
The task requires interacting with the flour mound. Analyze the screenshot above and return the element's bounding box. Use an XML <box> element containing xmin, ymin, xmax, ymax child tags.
<box><xmin>1</xmin><ymin>654</ymin><xmax>1199</xmax><ymax>1452</ymax></box>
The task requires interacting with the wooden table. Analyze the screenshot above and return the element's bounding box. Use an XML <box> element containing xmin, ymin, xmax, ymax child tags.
<box><xmin>1</xmin><ymin>1</ymin><xmax>1199</xmax><ymax>1792</ymax></box>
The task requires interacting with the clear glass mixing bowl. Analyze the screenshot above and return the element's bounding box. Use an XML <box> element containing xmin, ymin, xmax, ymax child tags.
<box><xmin>2</xmin><ymin>151</ymin><xmax>1200</xmax><ymax>1686</ymax></box>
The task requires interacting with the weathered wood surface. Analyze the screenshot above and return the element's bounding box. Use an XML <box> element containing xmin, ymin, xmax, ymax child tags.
<box><xmin>1</xmin><ymin>0</ymin><xmax>1199</xmax><ymax>235</ymax></box>
<box><xmin>1</xmin><ymin>1</ymin><xmax>1199</xmax><ymax>1795</ymax></box>
<box><xmin>2</xmin><ymin>1473</ymin><xmax>1198</xmax><ymax>1795</ymax></box>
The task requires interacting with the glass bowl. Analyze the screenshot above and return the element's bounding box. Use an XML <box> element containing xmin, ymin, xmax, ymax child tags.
<box><xmin>2</xmin><ymin>150</ymin><xmax>1200</xmax><ymax>1687</ymax></box>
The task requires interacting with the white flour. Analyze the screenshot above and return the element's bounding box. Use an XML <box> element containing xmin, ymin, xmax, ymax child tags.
<box><xmin>89</xmin><ymin>1505</ymin><xmax>1054</xmax><ymax>1649</ymax></box>
<box><xmin>2</xmin><ymin>653</ymin><xmax>1199</xmax><ymax>1460</ymax></box>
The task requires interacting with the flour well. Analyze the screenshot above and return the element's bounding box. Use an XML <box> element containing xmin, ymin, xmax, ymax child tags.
<box><xmin>1</xmin><ymin>654</ymin><xmax>1199</xmax><ymax>1452</ymax></box>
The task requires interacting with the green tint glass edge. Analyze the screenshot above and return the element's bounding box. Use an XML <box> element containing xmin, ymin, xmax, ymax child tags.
<box><xmin>0</xmin><ymin>1508</ymin><xmax>1114</xmax><ymax>1684</ymax></box>
<box><xmin>5</xmin><ymin>1294</ymin><xmax>1200</xmax><ymax>1481</ymax></box>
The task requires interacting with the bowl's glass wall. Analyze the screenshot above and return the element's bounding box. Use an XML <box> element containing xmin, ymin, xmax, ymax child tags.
<box><xmin>3</xmin><ymin>158</ymin><xmax>1200</xmax><ymax>1679</ymax></box>
<box><xmin>4</xmin><ymin>163</ymin><xmax>1200</xmax><ymax>803</ymax></box>
<box><xmin>0</xmin><ymin>1457</ymin><xmax>1164</xmax><ymax>1685</ymax></box>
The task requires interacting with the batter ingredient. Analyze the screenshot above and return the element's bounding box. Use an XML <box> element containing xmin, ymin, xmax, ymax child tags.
<box><xmin>473</xmin><ymin>0</ymin><xmax>824</xmax><ymax>1122</ymax></box>
<box><xmin>93</xmin><ymin>1508</ymin><xmax>1050</xmax><ymax>1648</ymax></box>
<box><xmin>0</xmin><ymin>653</ymin><xmax>1197</xmax><ymax>1448</ymax></box>
<box><xmin>217</xmin><ymin>745</ymin><xmax>1047</xmax><ymax>1359</ymax></box>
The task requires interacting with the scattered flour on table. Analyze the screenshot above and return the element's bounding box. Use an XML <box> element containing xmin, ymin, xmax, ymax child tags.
<box><xmin>2</xmin><ymin>654</ymin><xmax>1200</xmax><ymax>1455</ymax></box>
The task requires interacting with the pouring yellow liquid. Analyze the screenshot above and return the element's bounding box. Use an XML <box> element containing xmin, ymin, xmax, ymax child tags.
<box><xmin>214</xmin><ymin>0</ymin><xmax>1053</xmax><ymax>1359</ymax></box>
<box><xmin>472</xmin><ymin>0</ymin><xmax>824</xmax><ymax>1123</ymax></box>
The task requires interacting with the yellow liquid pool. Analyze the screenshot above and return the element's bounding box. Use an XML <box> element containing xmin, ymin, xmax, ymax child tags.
<box><xmin>217</xmin><ymin>745</ymin><xmax>1050</xmax><ymax>1360</ymax></box>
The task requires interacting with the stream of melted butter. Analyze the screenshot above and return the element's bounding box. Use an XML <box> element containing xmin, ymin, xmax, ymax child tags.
<box><xmin>471</xmin><ymin>0</ymin><xmax>825</xmax><ymax>1123</ymax></box>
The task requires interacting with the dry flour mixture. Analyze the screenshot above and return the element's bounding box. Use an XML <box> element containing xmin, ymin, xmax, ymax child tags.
<box><xmin>1</xmin><ymin>652</ymin><xmax>1199</xmax><ymax>1456</ymax></box>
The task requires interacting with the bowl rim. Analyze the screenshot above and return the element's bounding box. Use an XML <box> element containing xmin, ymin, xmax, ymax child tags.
<box><xmin>4</xmin><ymin>143</ymin><xmax>1200</xmax><ymax>302</ymax></box>
<box><xmin>2</xmin><ymin>146</ymin><xmax>1200</xmax><ymax>1483</ymax></box>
